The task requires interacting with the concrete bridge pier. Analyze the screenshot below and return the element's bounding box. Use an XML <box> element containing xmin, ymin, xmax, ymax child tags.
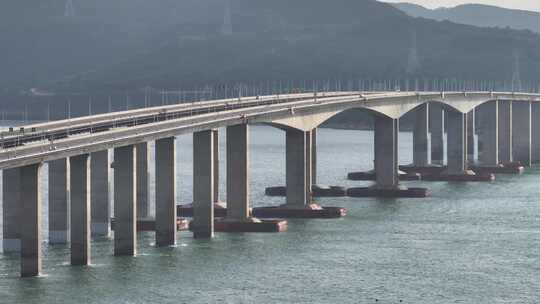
<box><xmin>155</xmin><ymin>137</ymin><xmax>177</xmax><ymax>246</ymax></box>
<box><xmin>374</xmin><ymin>116</ymin><xmax>400</xmax><ymax>189</ymax></box>
<box><xmin>477</xmin><ymin>101</ymin><xmax>499</xmax><ymax>166</ymax></box>
<box><xmin>429</xmin><ymin>103</ymin><xmax>445</xmax><ymax>166</ymax></box>
<box><xmin>512</xmin><ymin>101</ymin><xmax>532</xmax><ymax>166</ymax></box>
<box><xmin>48</xmin><ymin>159</ymin><xmax>70</xmax><ymax>244</ymax></box>
<box><xmin>113</xmin><ymin>145</ymin><xmax>137</xmax><ymax>256</ymax></box>
<box><xmin>285</xmin><ymin>128</ymin><xmax>311</xmax><ymax>207</ymax></box>
<box><xmin>70</xmin><ymin>154</ymin><xmax>91</xmax><ymax>266</ymax></box>
<box><xmin>225</xmin><ymin>125</ymin><xmax>251</xmax><ymax>221</ymax></box>
<box><xmin>348</xmin><ymin>115</ymin><xmax>428</xmax><ymax>197</ymax></box>
<box><xmin>498</xmin><ymin>100</ymin><xmax>513</xmax><ymax>164</ymax></box>
<box><xmin>20</xmin><ymin>163</ymin><xmax>43</xmax><ymax>277</ymax></box>
<box><xmin>467</xmin><ymin>110</ymin><xmax>476</xmax><ymax>163</ymax></box>
<box><xmin>310</xmin><ymin>128</ymin><xmax>318</xmax><ymax>185</ymax></box>
<box><xmin>192</xmin><ymin>130</ymin><xmax>215</xmax><ymax>238</ymax></box>
<box><xmin>254</xmin><ymin>127</ymin><xmax>346</xmax><ymax>218</ymax></box>
<box><xmin>136</xmin><ymin>142</ymin><xmax>150</xmax><ymax>219</ymax></box>
<box><xmin>413</xmin><ymin>103</ymin><xmax>429</xmax><ymax>166</ymax></box>
<box><xmin>221</xmin><ymin>124</ymin><xmax>289</xmax><ymax>229</ymax></box>
<box><xmin>437</xmin><ymin>109</ymin><xmax>495</xmax><ymax>181</ymax></box>
<box><xmin>212</xmin><ymin>129</ymin><xmax>221</xmax><ymax>204</ymax></box>
<box><xmin>445</xmin><ymin>110</ymin><xmax>468</xmax><ymax>175</ymax></box>
<box><xmin>2</xmin><ymin>168</ymin><xmax>21</xmax><ymax>253</ymax></box>
<box><xmin>90</xmin><ymin>150</ymin><xmax>110</xmax><ymax>237</ymax></box>
<box><xmin>470</xmin><ymin>101</ymin><xmax>520</xmax><ymax>174</ymax></box>
<box><xmin>533</xmin><ymin>103</ymin><xmax>540</xmax><ymax>164</ymax></box>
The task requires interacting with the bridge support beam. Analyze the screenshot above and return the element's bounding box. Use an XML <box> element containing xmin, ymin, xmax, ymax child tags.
<box><xmin>48</xmin><ymin>159</ymin><xmax>70</xmax><ymax>244</ymax></box>
<box><xmin>498</xmin><ymin>100</ymin><xmax>513</xmax><ymax>163</ymax></box>
<box><xmin>155</xmin><ymin>137</ymin><xmax>177</xmax><ymax>247</ymax></box>
<box><xmin>2</xmin><ymin>168</ymin><xmax>21</xmax><ymax>253</ymax></box>
<box><xmin>226</xmin><ymin>125</ymin><xmax>251</xmax><ymax>221</ymax></box>
<box><xmin>531</xmin><ymin>103</ymin><xmax>540</xmax><ymax>163</ymax></box>
<box><xmin>136</xmin><ymin>142</ymin><xmax>150</xmax><ymax>219</ymax></box>
<box><xmin>285</xmin><ymin>128</ymin><xmax>311</xmax><ymax>207</ymax></box>
<box><xmin>310</xmin><ymin>129</ymin><xmax>318</xmax><ymax>185</ymax></box>
<box><xmin>212</xmin><ymin>129</ymin><xmax>220</xmax><ymax>203</ymax></box>
<box><xmin>114</xmin><ymin>145</ymin><xmax>137</xmax><ymax>256</ymax></box>
<box><xmin>374</xmin><ymin>116</ymin><xmax>399</xmax><ymax>189</ymax></box>
<box><xmin>477</xmin><ymin>101</ymin><xmax>499</xmax><ymax>165</ymax></box>
<box><xmin>445</xmin><ymin>110</ymin><xmax>467</xmax><ymax>174</ymax></box>
<box><xmin>70</xmin><ymin>154</ymin><xmax>90</xmax><ymax>266</ymax></box>
<box><xmin>20</xmin><ymin>163</ymin><xmax>42</xmax><ymax>277</ymax></box>
<box><xmin>305</xmin><ymin>130</ymin><xmax>314</xmax><ymax>198</ymax></box>
<box><xmin>429</xmin><ymin>103</ymin><xmax>444</xmax><ymax>165</ymax></box>
<box><xmin>512</xmin><ymin>101</ymin><xmax>532</xmax><ymax>166</ymax></box>
<box><xmin>192</xmin><ymin>130</ymin><xmax>215</xmax><ymax>238</ymax></box>
<box><xmin>413</xmin><ymin>104</ymin><xmax>429</xmax><ymax>166</ymax></box>
<box><xmin>90</xmin><ymin>150</ymin><xmax>110</xmax><ymax>237</ymax></box>
<box><xmin>467</xmin><ymin>110</ymin><xmax>476</xmax><ymax>163</ymax></box>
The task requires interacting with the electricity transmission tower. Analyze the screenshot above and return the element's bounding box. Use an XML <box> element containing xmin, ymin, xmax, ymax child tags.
<box><xmin>511</xmin><ymin>51</ymin><xmax>522</xmax><ymax>92</ymax></box>
<box><xmin>221</xmin><ymin>0</ymin><xmax>233</xmax><ymax>35</ymax></box>
<box><xmin>64</xmin><ymin>0</ymin><xmax>75</xmax><ymax>17</ymax></box>
<box><xmin>406</xmin><ymin>30</ymin><xmax>420</xmax><ymax>75</ymax></box>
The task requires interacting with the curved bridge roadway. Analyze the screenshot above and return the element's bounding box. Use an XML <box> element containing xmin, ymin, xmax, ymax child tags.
<box><xmin>2</xmin><ymin>90</ymin><xmax>540</xmax><ymax>277</ymax></box>
<box><xmin>0</xmin><ymin>91</ymin><xmax>537</xmax><ymax>169</ymax></box>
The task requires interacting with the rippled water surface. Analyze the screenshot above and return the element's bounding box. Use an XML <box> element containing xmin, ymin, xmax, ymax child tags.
<box><xmin>1</xmin><ymin>126</ymin><xmax>539</xmax><ymax>304</ymax></box>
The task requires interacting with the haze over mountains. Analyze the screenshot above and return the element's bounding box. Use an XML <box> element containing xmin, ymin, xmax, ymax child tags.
<box><xmin>3</xmin><ymin>0</ymin><xmax>540</xmax><ymax>94</ymax></box>
<box><xmin>392</xmin><ymin>3</ymin><xmax>540</xmax><ymax>33</ymax></box>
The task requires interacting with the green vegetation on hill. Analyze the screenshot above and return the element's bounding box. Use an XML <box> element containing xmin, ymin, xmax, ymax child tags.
<box><xmin>3</xmin><ymin>0</ymin><xmax>540</xmax><ymax>93</ymax></box>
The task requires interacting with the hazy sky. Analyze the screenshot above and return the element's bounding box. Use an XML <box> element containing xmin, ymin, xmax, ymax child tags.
<box><xmin>381</xmin><ymin>1</ymin><xmax>540</xmax><ymax>12</ymax></box>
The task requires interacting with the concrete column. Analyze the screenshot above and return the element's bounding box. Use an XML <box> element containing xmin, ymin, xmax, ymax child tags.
<box><xmin>413</xmin><ymin>103</ymin><xmax>429</xmax><ymax>166</ymax></box>
<box><xmin>155</xmin><ymin>137</ymin><xmax>177</xmax><ymax>247</ymax></box>
<box><xmin>20</xmin><ymin>163</ymin><xmax>42</xmax><ymax>277</ymax></box>
<box><xmin>192</xmin><ymin>130</ymin><xmax>215</xmax><ymax>238</ymax></box>
<box><xmin>212</xmin><ymin>129</ymin><xmax>220</xmax><ymax>203</ymax></box>
<box><xmin>467</xmin><ymin>110</ymin><xmax>476</xmax><ymax>163</ymax></box>
<box><xmin>90</xmin><ymin>150</ymin><xmax>110</xmax><ymax>237</ymax></box>
<box><xmin>226</xmin><ymin>124</ymin><xmax>250</xmax><ymax>221</ymax></box>
<box><xmin>531</xmin><ymin>103</ymin><xmax>540</xmax><ymax>163</ymax></box>
<box><xmin>512</xmin><ymin>101</ymin><xmax>532</xmax><ymax>166</ymax></box>
<box><xmin>374</xmin><ymin>116</ymin><xmax>399</xmax><ymax>189</ymax></box>
<box><xmin>477</xmin><ymin>101</ymin><xmax>499</xmax><ymax>165</ymax></box>
<box><xmin>305</xmin><ymin>130</ymin><xmax>314</xmax><ymax>200</ymax></box>
<box><xmin>429</xmin><ymin>103</ymin><xmax>444</xmax><ymax>165</ymax></box>
<box><xmin>311</xmin><ymin>128</ymin><xmax>318</xmax><ymax>185</ymax></box>
<box><xmin>446</xmin><ymin>110</ymin><xmax>467</xmax><ymax>174</ymax></box>
<box><xmin>48</xmin><ymin>159</ymin><xmax>70</xmax><ymax>244</ymax></box>
<box><xmin>70</xmin><ymin>154</ymin><xmax>90</xmax><ymax>266</ymax></box>
<box><xmin>498</xmin><ymin>100</ymin><xmax>512</xmax><ymax>163</ymax></box>
<box><xmin>285</xmin><ymin>128</ymin><xmax>308</xmax><ymax>207</ymax></box>
<box><xmin>2</xmin><ymin>168</ymin><xmax>21</xmax><ymax>252</ymax></box>
<box><xmin>114</xmin><ymin>145</ymin><xmax>137</xmax><ymax>256</ymax></box>
<box><xmin>136</xmin><ymin>142</ymin><xmax>149</xmax><ymax>219</ymax></box>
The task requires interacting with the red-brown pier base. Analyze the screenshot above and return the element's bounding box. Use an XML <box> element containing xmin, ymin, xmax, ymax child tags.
<box><xmin>111</xmin><ymin>217</ymin><xmax>189</xmax><ymax>231</ymax></box>
<box><xmin>214</xmin><ymin>218</ymin><xmax>288</xmax><ymax>233</ymax></box>
<box><xmin>347</xmin><ymin>170</ymin><xmax>421</xmax><ymax>181</ymax></box>
<box><xmin>422</xmin><ymin>170</ymin><xmax>495</xmax><ymax>182</ymax></box>
<box><xmin>265</xmin><ymin>185</ymin><xmax>347</xmax><ymax>197</ymax></box>
<box><xmin>252</xmin><ymin>204</ymin><xmax>347</xmax><ymax>219</ymax></box>
<box><xmin>347</xmin><ymin>186</ymin><xmax>430</xmax><ymax>198</ymax></box>
<box><xmin>469</xmin><ymin>163</ymin><xmax>525</xmax><ymax>175</ymax></box>
<box><xmin>399</xmin><ymin>165</ymin><xmax>446</xmax><ymax>176</ymax></box>
<box><xmin>177</xmin><ymin>202</ymin><xmax>229</xmax><ymax>218</ymax></box>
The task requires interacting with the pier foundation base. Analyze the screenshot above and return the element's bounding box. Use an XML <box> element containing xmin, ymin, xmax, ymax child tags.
<box><xmin>265</xmin><ymin>185</ymin><xmax>347</xmax><ymax>197</ymax></box>
<box><xmin>346</xmin><ymin>187</ymin><xmax>430</xmax><ymax>198</ymax></box>
<box><xmin>252</xmin><ymin>204</ymin><xmax>346</xmax><ymax>219</ymax></box>
<box><xmin>347</xmin><ymin>170</ymin><xmax>421</xmax><ymax>181</ymax></box>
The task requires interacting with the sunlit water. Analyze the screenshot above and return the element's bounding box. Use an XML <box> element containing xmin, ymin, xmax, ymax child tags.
<box><xmin>0</xmin><ymin>126</ymin><xmax>539</xmax><ymax>303</ymax></box>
